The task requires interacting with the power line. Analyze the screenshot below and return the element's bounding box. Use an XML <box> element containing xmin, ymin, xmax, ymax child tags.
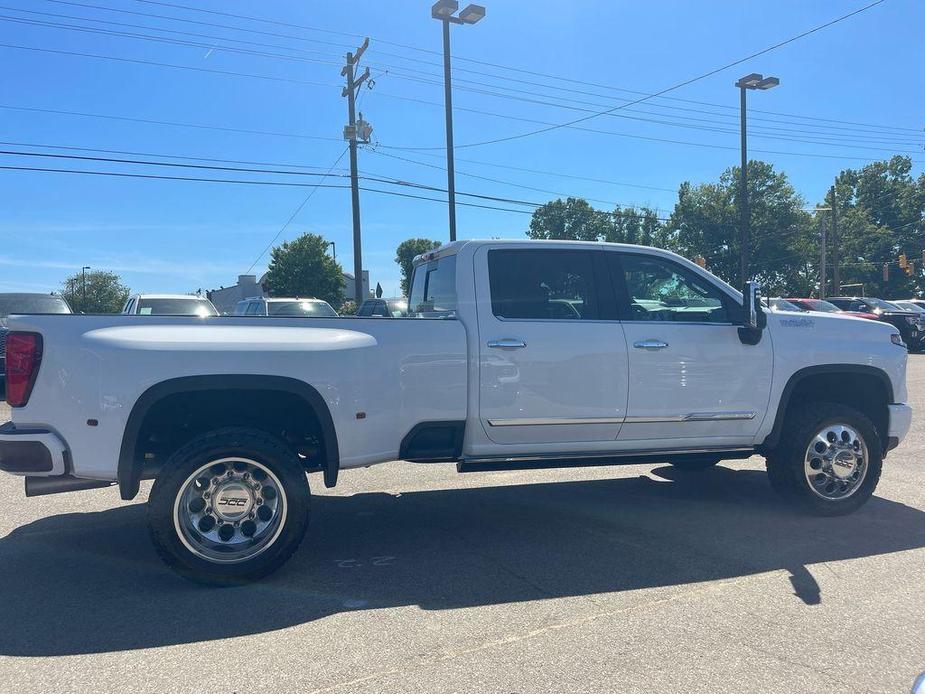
<box><xmin>374</xmin><ymin>91</ymin><xmax>920</xmax><ymax>163</ymax></box>
<box><xmin>0</xmin><ymin>139</ymin><xmax>350</xmax><ymax>171</ymax></box>
<box><xmin>0</xmin><ymin>103</ymin><xmax>343</xmax><ymax>143</ymax></box>
<box><xmin>243</xmin><ymin>146</ymin><xmax>349</xmax><ymax>275</ymax></box>
<box><xmin>4</xmin><ymin>29</ymin><xmax>917</xmax><ymax>157</ymax></box>
<box><xmin>47</xmin><ymin>0</ymin><xmax>921</xmax><ymax>137</ymax></box>
<box><xmin>0</xmin><ymin>42</ymin><xmax>341</xmax><ymax>88</ymax></box>
<box><xmin>0</xmin><ymin>12</ymin><xmax>345</xmax><ymax>68</ymax></box>
<box><xmin>12</xmin><ymin>6</ymin><xmax>920</xmax><ymax>145</ymax></box>
<box><xmin>367</xmin><ymin>62</ymin><xmax>924</xmax><ymax>145</ymax></box>
<box><xmin>367</xmin><ymin>77</ymin><xmax>923</xmax><ymax>154</ymax></box>
<box><xmin>393</xmin><ymin>0</ymin><xmax>892</xmax><ymax>149</ymax></box>
<box><xmin>0</xmin><ymin>163</ymin><xmax>537</xmax><ymax>214</ymax></box>
<box><xmin>364</xmin><ymin>147</ymin><xmax>654</xmax><ymax>209</ymax></box>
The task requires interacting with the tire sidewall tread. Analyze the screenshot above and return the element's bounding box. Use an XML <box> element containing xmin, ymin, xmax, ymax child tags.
<box><xmin>766</xmin><ymin>402</ymin><xmax>882</xmax><ymax>516</ymax></box>
<box><xmin>148</xmin><ymin>427</ymin><xmax>310</xmax><ymax>585</ymax></box>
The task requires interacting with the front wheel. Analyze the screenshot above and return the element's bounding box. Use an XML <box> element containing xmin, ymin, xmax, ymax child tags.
<box><xmin>148</xmin><ymin>427</ymin><xmax>311</xmax><ymax>585</ymax></box>
<box><xmin>766</xmin><ymin>402</ymin><xmax>882</xmax><ymax>516</ymax></box>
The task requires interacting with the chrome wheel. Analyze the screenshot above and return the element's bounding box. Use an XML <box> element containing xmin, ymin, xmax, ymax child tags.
<box><xmin>173</xmin><ymin>457</ymin><xmax>287</xmax><ymax>564</ymax></box>
<box><xmin>803</xmin><ymin>424</ymin><xmax>868</xmax><ymax>501</ymax></box>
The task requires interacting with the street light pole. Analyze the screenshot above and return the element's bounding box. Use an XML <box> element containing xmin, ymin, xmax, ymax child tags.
<box><xmin>432</xmin><ymin>0</ymin><xmax>485</xmax><ymax>243</ymax></box>
<box><xmin>734</xmin><ymin>73</ymin><xmax>779</xmax><ymax>288</ymax></box>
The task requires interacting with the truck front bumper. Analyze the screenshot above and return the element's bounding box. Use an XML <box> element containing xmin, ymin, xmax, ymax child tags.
<box><xmin>886</xmin><ymin>403</ymin><xmax>913</xmax><ymax>452</ymax></box>
<box><xmin>0</xmin><ymin>422</ymin><xmax>67</xmax><ymax>476</ymax></box>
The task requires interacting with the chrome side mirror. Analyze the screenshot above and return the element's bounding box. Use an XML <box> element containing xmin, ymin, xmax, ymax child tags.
<box><xmin>743</xmin><ymin>281</ymin><xmax>760</xmax><ymax>329</ymax></box>
<box><xmin>739</xmin><ymin>281</ymin><xmax>765</xmax><ymax>345</ymax></box>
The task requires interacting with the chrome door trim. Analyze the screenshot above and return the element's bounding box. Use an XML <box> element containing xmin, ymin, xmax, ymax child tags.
<box><xmin>488</xmin><ymin>412</ymin><xmax>755</xmax><ymax>427</ymax></box>
<box><xmin>623</xmin><ymin>411</ymin><xmax>756</xmax><ymax>423</ymax></box>
<box><xmin>487</xmin><ymin>417</ymin><xmax>624</xmax><ymax>427</ymax></box>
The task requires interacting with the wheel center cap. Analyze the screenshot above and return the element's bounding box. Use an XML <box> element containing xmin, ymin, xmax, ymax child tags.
<box><xmin>213</xmin><ymin>482</ymin><xmax>254</xmax><ymax>521</ymax></box>
<box><xmin>831</xmin><ymin>450</ymin><xmax>856</xmax><ymax>479</ymax></box>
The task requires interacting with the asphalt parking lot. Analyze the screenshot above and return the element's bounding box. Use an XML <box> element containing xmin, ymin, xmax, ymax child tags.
<box><xmin>0</xmin><ymin>363</ymin><xmax>923</xmax><ymax>694</ymax></box>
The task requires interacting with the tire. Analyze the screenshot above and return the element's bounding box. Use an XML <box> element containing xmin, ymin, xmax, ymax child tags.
<box><xmin>765</xmin><ymin>402</ymin><xmax>882</xmax><ymax>516</ymax></box>
<box><xmin>669</xmin><ymin>457</ymin><xmax>721</xmax><ymax>471</ymax></box>
<box><xmin>148</xmin><ymin>427</ymin><xmax>310</xmax><ymax>585</ymax></box>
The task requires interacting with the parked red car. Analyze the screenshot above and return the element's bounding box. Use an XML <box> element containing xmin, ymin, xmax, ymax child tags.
<box><xmin>784</xmin><ymin>298</ymin><xmax>878</xmax><ymax>321</ymax></box>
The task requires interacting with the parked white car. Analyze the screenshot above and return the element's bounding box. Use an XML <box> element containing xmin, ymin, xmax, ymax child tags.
<box><xmin>123</xmin><ymin>294</ymin><xmax>218</xmax><ymax>317</ymax></box>
<box><xmin>233</xmin><ymin>296</ymin><xmax>338</xmax><ymax>317</ymax></box>
<box><xmin>0</xmin><ymin>240</ymin><xmax>912</xmax><ymax>584</ymax></box>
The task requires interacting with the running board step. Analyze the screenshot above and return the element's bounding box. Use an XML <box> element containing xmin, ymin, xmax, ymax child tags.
<box><xmin>25</xmin><ymin>475</ymin><xmax>115</xmax><ymax>497</ymax></box>
<box><xmin>457</xmin><ymin>449</ymin><xmax>753</xmax><ymax>473</ymax></box>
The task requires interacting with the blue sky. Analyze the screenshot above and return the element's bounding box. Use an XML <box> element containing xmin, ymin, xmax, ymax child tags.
<box><xmin>1</xmin><ymin>0</ymin><xmax>922</xmax><ymax>298</ymax></box>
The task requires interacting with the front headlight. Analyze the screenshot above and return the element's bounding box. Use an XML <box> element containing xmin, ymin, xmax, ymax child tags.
<box><xmin>891</xmin><ymin>333</ymin><xmax>907</xmax><ymax>348</ymax></box>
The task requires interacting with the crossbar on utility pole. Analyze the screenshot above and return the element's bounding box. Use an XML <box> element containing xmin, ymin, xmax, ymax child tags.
<box><xmin>342</xmin><ymin>39</ymin><xmax>370</xmax><ymax>306</ymax></box>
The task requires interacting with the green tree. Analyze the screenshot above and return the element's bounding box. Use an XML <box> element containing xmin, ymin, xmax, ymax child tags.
<box><xmin>527</xmin><ymin>197</ymin><xmax>613</xmax><ymax>241</ymax></box>
<box><xmin>663</xmin><ymin>161</ymin><xmax>814</xmax><ymax>294</ymax></box>
<box><xmin>61</xmin><ymin>270</ymin><xmax>130</xmax><ymax>313</ymax></box>
<box><xmin>395</xmin><ymin>238</ymin><xmax>441</xmax><ymax>295</ymax></box>
<box><xmin>264</xmin><ymin>233</ymin><xmax>345</xmax><ymax>307</ymax></box>
<box><xmin>527</xmin><ymin>198</ymin><xmax>666</xmax><ymax>248</ymax></box>
<box><xmin>824</xmin><ymin>156</ymin><xmax>925</xmax><ymax>298</ymax></box>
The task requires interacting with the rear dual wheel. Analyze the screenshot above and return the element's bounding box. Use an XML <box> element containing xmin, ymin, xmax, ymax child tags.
<box><xmin>148</xmin><ymin>428</ymin><xmax>310</xmax><ymax>585</ymax></box>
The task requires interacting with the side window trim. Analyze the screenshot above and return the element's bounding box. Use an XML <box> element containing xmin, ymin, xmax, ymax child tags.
<box><xmin>609</xmin><ymin>251</ymin><xmax>738</xmax><ymax>325</ymax></box>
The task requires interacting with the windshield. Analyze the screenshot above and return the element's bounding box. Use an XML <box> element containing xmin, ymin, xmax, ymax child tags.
<box><xmin>0</xmin><ymin>295</ymin><xmax>70</xmax><ymax>318</ymax></box>
<box><xmin>894</xmin><ymin>301</ymin><xmax>925</xmax><ymax>313</ymax></box>
<box><xmin>804</xmin><ymin>300</ymin><xmax>842</xmax><ymax>313</ymax></box>
<box><xmin>387</xmin><ymin>299</ymin><xmax>408</xmax><ymax>317</ymax></box>
<box><xmin>768</xmin><ymin>298</ymin><xmax>804</xmax><ymax>312</ymax></box>
<box><xmin>268</xmin><ymin>300</ymin><xmax>337</xmax><ymax>317</ymax></box>
<box><xmin>137</xmin><ymin>298</ymin><xmax>218</xmax><ymax>316</ymax></box>
<box><xmin>866</xmin><ymin>297</ymin><xmax>903</xmax><ymax>311</ymax></box>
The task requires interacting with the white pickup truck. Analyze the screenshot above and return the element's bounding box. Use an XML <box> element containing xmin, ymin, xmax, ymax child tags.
<box><xmin>0</xmin><ymin>240</ymin><xmax>912</xmax><ymax>584</ymax></box>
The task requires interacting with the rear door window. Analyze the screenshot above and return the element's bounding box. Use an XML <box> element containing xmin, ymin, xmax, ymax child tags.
<box><xmin>487</xmin><ymin>249</ymin><xmax>599</xmax><ymax>320</ymax></box>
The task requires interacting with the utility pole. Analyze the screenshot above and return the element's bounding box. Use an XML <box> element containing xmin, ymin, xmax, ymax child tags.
<box><xmin>81</xmin><ymin>265</ymin><xmax>90</xmax><ymax>309</ymax></box>
<box><xmin>814</xmin><ymin>204</ymin><xmax>831</xmax><ymax>299</ymax></box>
<box><xmin>820</xmin><ymin>219</ymin><xmax>828</xmax><ymax>299</ymax></box>
<box><xmin>830</xmin><ymin>186</ymin><xmax>840</xmax><ymax>294</ymax></box>
<box><xmin>342</xmin><ymin>38</ymin><xmax>371</xmax><ymax>306</ymax></box>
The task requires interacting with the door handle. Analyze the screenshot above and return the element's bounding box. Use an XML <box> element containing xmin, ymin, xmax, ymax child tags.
<box><xmin>487</xmin><ymin>338</ymin><xmax>527</xmax><ymax>349</ymax></box>
<box><xmin>633</xmin><ymin>339</ymin><xmax>669</xmax><ymax>350</ymax></box>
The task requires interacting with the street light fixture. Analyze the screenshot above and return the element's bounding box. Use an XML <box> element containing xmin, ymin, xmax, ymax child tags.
<box><xmin>431</xmin><ymin>0</ymin><xmax>486</xmax><ymax>242</ymax></box>
<box><xmin>735</xmin><ymin>72</ymin><xmax>779</xmax><ymax>287</ymax></box>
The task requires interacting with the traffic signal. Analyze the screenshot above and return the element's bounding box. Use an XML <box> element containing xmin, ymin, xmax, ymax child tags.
<box><xmin>907</xmin><ymin>261</ymin><xmax>916</xmax><ymax>277</ymax></box>
<box><xmin>899</xmin><ymin>253</ymin><xmax>908</xmax><ymax>270</ymax></box>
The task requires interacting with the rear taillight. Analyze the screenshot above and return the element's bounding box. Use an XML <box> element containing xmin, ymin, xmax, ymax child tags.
<box><xmin>6</xmin><ymin>332</ymin><xmax>43</xmax><ymax>407</ymax></box>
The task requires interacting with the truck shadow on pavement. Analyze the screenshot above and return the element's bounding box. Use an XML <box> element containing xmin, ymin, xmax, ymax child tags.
<box><xmin>0</xmin><ymin>465</ymin><xmax>924</xmax><ymax>656</ymax></box>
